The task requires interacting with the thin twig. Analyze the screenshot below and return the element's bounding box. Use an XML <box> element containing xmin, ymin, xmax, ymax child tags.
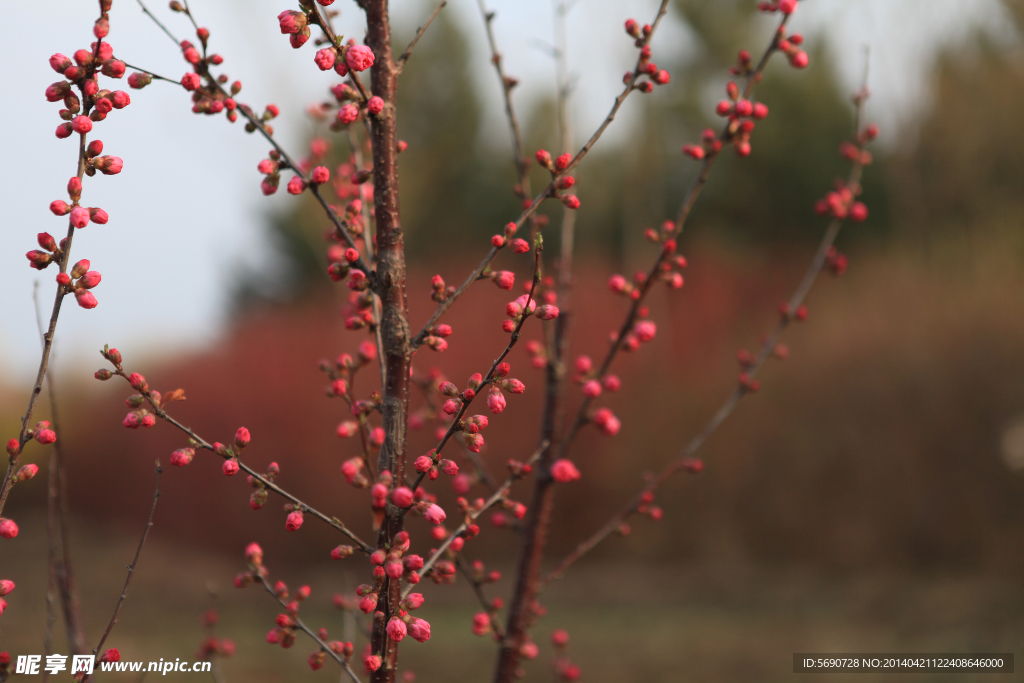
<box><xmin>543</xmin><ymin>88</ymin><xmax>874</xmax><ymax>587</ymax></box>
<box><xmin>553</xmin><ymin>11</ymin><xmax>793</xmax><ymax>462</ymax></box>
<box><xmin>411</xmin><ymin>0</ymin><xmax>673</xmax><ymax>349</ymax></box>
<box><xmin>85</xmin><ymin>462</ymin><xmax>163</xmax><ymax>681</ymax></box>
<box><xmin>401</xmin><ymin>439</ymin><xmax>547</xmax><ymax>599</ymax></box>
<box><xmin>405</xmin><ymin>246</ymin><xmax>544</xmax><ymax>495</ymax></box>
<box><xmin>396</xmin><ymin>0</ymin><xmax>447</xmax><ymax>70</ymax></box>
<box><xmin>104</xmin><ymin>362</ymin><xmax>374</xmax><ymax>553</ymax></box>
<box><xmin>455</xmin><ymin>555</ymin><xmax>505</xmax><ymax>640</ymax></box>
<box><xmin>256</xmin><ymin>575</ymin><xmax>364</xmax><ymax>683</ymax></box>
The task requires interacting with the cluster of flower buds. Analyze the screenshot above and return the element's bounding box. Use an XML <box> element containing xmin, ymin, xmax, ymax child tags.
<box><xmin>712</xmin><ymin>81</ymin><xmax>770</xmax><ymax>157</ymax></box>
<box><xmin>63</xmin><ymin>259</ymin><xmax>103</xmax><ymax>309</ymax></box>
<box><xmin>814</xmin><ymin>183</ymin><xmax>867</xmax><ymax>222</ymax></box>
<box><xmin>570</xmin><ymin>355</ymin><xmax>622</xmax><ymax>400</ymax></box>
<box><xmin>47</xmin><ymin>28</ymin><xmax>133</xmax><ymax>140</ymax></box>
<box><xmin>246</xmin><ymin>461</ymin><xmax>280</xmax><ymax>510</ymax></box>
<box><xmin>550</xmin><ymin>629</ymin><xmax>580</xmax><ymax>681</ymax></box>
<box><xmin>413</xmin><ymin>448</ymin><xmax>459</xmax><ymax>482</ymax></box>
<box><xmin>22</xmin><ymin>421</ymin><xmax>58</xmax><ymax>449</ymax></box>
<box><xmin>636</xmin><ymin>490</ymin><xmax>664</xmax><ymax>521</ymax></box>
<box><xmin>261</xmin><ymin>579</ymin><xmax>313</xmax><ymax>648</ymax></box>
<box><xmin>0</xmin><ymin>580</ymin><xmax>15</xmax><ymax>616</ymax></box>
<box><xmin>490</xmin><ymin>221</ymin><xmax>520</xmax><ymax>249</ymax></box>
<box><xmin>233</xmin><ymin>542</ymin><xmax>269</xmax><ymax>589</ymax></box>
<box><xmin>25</xmin><ymin>233</ymin><xmax>65</xmax><ymax>271</ymax></box>
<box><xmin>196</xmin><ymin>609</ymin><xmax>236</xmax><ymax>661</ymax></box>
<box><xmin>623</xmin><ymin>20</ymin><xmax>671</xmax><ymax>92</ymax></box>
<box><xmin>119</xmin><ymin>374</ymin><xmax>185</xmax><ymax>429</ymax></box>
<box><xmin>535</xmin><ymin>150</ymin><xmax>580</xmax><ymax>209</ymax></box>
<box><xmin>590</xmin><ymin>407</ymin><xmax>622</xmax><ymax>436</ymax></box>
<box><xmin>504</xmin><ymin>293</ymin><xmax>558</xmax><ymax>332</ymax></box>
<box><xmin>825</xmin><ymin>246</ymin><xmax>848</xmax><ymax>276</ymax></box>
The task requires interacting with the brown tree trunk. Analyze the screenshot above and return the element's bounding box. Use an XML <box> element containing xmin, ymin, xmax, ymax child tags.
<box><xmin>364</xmin><ymin>1</ymin><xmax>411</xmax><ymax>681</ymax></box>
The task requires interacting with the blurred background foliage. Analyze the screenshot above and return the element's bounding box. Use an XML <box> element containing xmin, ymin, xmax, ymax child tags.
<box><xmin>3</xmin><ymin>0</ymin><xmax>1024</xmax><ymax>680</ymax></box>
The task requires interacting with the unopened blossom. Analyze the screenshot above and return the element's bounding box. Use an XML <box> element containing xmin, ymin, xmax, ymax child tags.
<box><xmin>285</xmin><ymin>510</ymin><xmax>304</xmax><ymax>531</ymax></box>
<box><xmin>0</xmin><ymin>519</ymin><xmax>18</xmax><ymax>539</ymax></box>
<box><xmin>181</xmin><ymin>72</ymin><xmax>201</xmax><ymax>90</ymax></box>
<box><xmin>277</xmin><ymin>10</ymin><xmax>306</xmax><ymax>34</ymax></box>
<box><xmin>367</xmin><ymin>96</ymin><xmax>384</xmax><ymax>115</ymax></box>
<box><xmin>363</xmin><ymin>655</ymin><xmax>382</xmax><ymax>672</ymax></box>
<box><xmin>0</xmin><ymin>580</ymin><xmax>14</xmax><ymax>597</ymax></box>
<box><xmin>69</xmin><ymin>207</ymin><xmax>90</xmax><ymax>228</ymax></box>
<box><xmin>487</xmin><ymin>388</ymin><xmax>506</xmax><ymax>414</ymax></box>
<box><xmin>635</xmin><ymin>320</ymin><xmax>656</xmax><ymax>342</ymax></box>
<box><xmin>345</xmin><ymin>45</ymin><xmax>374</xmax><ymax>72</ymax></box>
<box><xmin>592</xmin><ymin>407</ymin><xmax>621</xmax><ymax>436</ymax></box>
<box><xmin>337</xmin><ymin>104</ymin><xmax>359</xmax><ymax>125</ymax></box>
<box><xmin>408</xmin><ymin>618</ymin><xmax>431</xmax><ymax>642</ymax></box>
<box><xmin>74</xmin><ymin>290</ymin><xmax>98</xmax><ymax>309</ymax></box>
<box><xmin>582</xmin><ymin>379</ymin><xmax>602</xmax><ymax>398</ymax></box>
<box><xmin>391</xmin><ymin>486</ymin><xmax>414</xmax><ymax>508</ymax></box>
<box><xmin>386</xmin><ymin>617</ymin><xmax>407</xmax><ymax>642</ymax></box>
<box><xmin>314</xmin><ymin>48</ymin><xmax>336</xmax><ymax>71</ymax></box>
<box><xmin>551</xmin><ymin>459</ymin><xmax>581</xmax><ymax>484</ymax></box>
<box><xmin>423</xmin><ymin>504</ymin><xmax>446</xmax><ymax>525</ymax></box>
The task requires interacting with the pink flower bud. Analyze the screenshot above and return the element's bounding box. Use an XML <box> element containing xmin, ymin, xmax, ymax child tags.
<box><xmin>592</xmin><ymin>407</ymin><xmax>621</xmax><ymax>436</ymax></box>
<box><xmin>403</xmin><ymin>593</ymin><xmax>425</xmax><ymax>610</ymax></box>
<box><xmin>363</xmin><ymin>655</ymin><xmax>382</xmax><ymax>672</ymax></box>
<box><xmin>286</xmin><ymin>176</ymin><xmax>306</xmax><ymax>195</ymax></box>
<box><xmin>391</xmin><ymin>486</ymin><xmax>414</xmax><ymax>508</ymax></box>
<box><xmin>99</xmin><ymin>649</ymin><xmax>120</xmax><ymax>664</ymax></box>
<box><xmin>35</xmin><ymin>429</ymin><xmax>57</xmax><ymax>445</ymax></box>
<box><xmin>69</xmin><ymin>206</ymin><xmax>90</xmax><ymax>228</ymax></box>
<box><xmin>89</xmin><ymin>208</ymin><xmax>109</xmax><ymax>224</ymax></box>
<box><xmin>367</xmin><ymin>96</ymin><xmax>384</xmax><ymax>114</ymax></box>
<box><xmin>582</xmin><ymin>379</ymin><xmax>602</xmax><ymax>398</ymax></box>
<box><xmin>234</xmin><ymin>427</ymin><xmax>251</xmax><ymax>449</ymax></box>
<box><xmin>535</xmin><ymin>149</ymin><xmax>552</xmax><ymax>167</ymax></box>
<box><xmin>74</xmin><ymin>290</ymin><xmax>98</xmax><ymax>309</ymax></box>
<box><xmin>128</xmin><ymin>72</ymin><xmax>152</xmax><ymax>89</ymax></box>
<box><xmin>245</xmin><ymin>542</ymin><xmax>263</xmax><ymax>565</ymax></box>
<box><xmin>337</xmin><ymin>421</ymin><xmax>358</xmax><ymax>438</ymax></box>
<box><xmin>511</xmin><ymin>238</ymin><xmax>530</xmax><ymax>254</ymax></box>
<box><xmin>603</xmin><ymin>375</ymin><xmax>621</xmax><ymax>392</ymax></box>
<box><xmin>849</xmin><ymin>202</ymin><xmax>868</xmax><ymax>222</ymax></box>
<box><xmin>0</xmin><ymin>519</ymin><xmax>18</xmax><ymax>539</ymax></box>
<box><xmin>408</xmin><ymin>617</ymin><xmax>431</xmax><ymax>642</ymax></box>
<box><xmin>277</xmin><ymin>10</ymin><xmax>307</xmax><ymax>34</ymax></box>
<box><xmin>50</xmin><ymin>53</ymin><xmax>72</xmax><ymax>73</ymax></box>
<box><xmin>181</xmin><ymin>72</ymin><xmax>201</xmax><ymax>91</ymax></box>
<box><xmin>223</xmin><ymin>459</ymin><xmax>240</xmax><ymax>476</ymax></box>
<box><xmin>49</xmin><ymin>200</ymin><xmax>70</xmax><ymax>216</ymax></box>
<box><xmin>78</xmin><ymin>271</ymin><xmax>102</xmax><ymax>289</ymax></box>
<box><xmin>387</xmin><ymin>617</ymin><xmax>407</xmax><ymax>642</ymax></box>
<box><xmin>487</xmin><ymin>388</ymin><xmax>506</xmax><ymax>415</ymax></box>
<box><xmin>128</xmin><ymin>372</ymin><xmax>147</xmax><ymax>390</ymax></box>
<box><xmin>337</xmin><ymin>103</ymin><xmax>359</xmax><ymax>125</ymax></box>
<box><xmin>101</xmin><ymin>59</ymin><xmax>126</xmax><ymax>78</ymax></box>
<box><xmin>314</xmin><ymin>47</ymin><xmax>336</xmax><ymax>70</ymax></box>
<box><xmin>442</xmin><ymin>399</ymin><xmax>461</xmax><ymax>415</ymax></box>
<box><xmin>93</xmin><ymin>156</ymin><xmax>124</xmax><ymax>175</ymax></box>
<box><xmin>345</xmin><ymin>45</ymin><xmax>375</xmax><ymax>72</ymax></box>
<box><xmin>285</xmin><ymin>510</ymin><xmax>304</xmax><ymax>531</ymax></box>
<box><xmin>15</xmin><ymin>464</ymin><xmax>38</xmax><ymax>482</ymax></box>
<box><xmin>0</xmin><ymin>580</ymin><xmax>14</xmax><ymax>596</ymax></box>
<box><xmin>551</xmin><ymin>459</ymin><xmax>581</xmax><ymax>483</ymax></box>
<box><xmin>536</xmin><ymin>304</ymin><xmax>560</xmax><ymax>320</ymax></box>
<box><xmin>789</xmin><ymin>49</ymin><xmax>809</xmax><ymax>69</ymax></box>
<box><xmin>423</xmin><ymin>504</ymin><xmax>446</xmax><ymax>525</ymax></box>
<box><xmin>414</xmin><ymin>455</ymin><xmax>433</xmax><ymax>472</ymax></box>
<box><xmin>170</xmin><ymin>448</ymin><xmax>194</xmax><ymax>466</ymax></box>
<box><xmin>311</xmin><ymin>166</ymin><xmax>330</xmax><ymax>184</ymax></box>
<box><xmin>358</xmin><ymin>593</ymin><xmax>378</xmax><ymax>614</ymax></box>
<box><xmin>46</xmin><ymin>81</ymin><xmax>71</xmax><ymax>102</ymax></box>
<box><xmin>634</xmin><ymin>320</ymin><xmax>656</xmax><ymax>342</ymax></box>
<box><xmin>111</xmin><ymin>90</ymin><xmax>131</xmax><ymax>109</ymax></box>
<box><xmin>554</xmin><ymin>153</ymin><xmax>571</xmax><ymax>171</ymax></box>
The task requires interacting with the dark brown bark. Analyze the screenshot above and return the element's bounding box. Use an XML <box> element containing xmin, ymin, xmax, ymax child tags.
<box><xmin>364</xmin><ymin>2</ymin><xmax>412</xmax><ymax>681</ymax></box>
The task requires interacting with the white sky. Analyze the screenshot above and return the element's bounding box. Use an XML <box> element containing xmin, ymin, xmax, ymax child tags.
<box><xmin>0</xmin><ymin>0</ymin><xmax>1010</xmax><ymax>385</ymax></box>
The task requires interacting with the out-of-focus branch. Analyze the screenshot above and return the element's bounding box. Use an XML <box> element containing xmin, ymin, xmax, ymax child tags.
<box><xmin>256</xmin><ymin>575</ymin><xmax>364</xmax><ymax>683</ymax></box>
<box><xmin>396</xmin><ymin>0</ymin><xmax>447</xmax><ymax>70</ymax></box>
<box><xmin>84</xmin><ymin>462</ymin><xmax>162</xmax><ymax>683</ymax></box>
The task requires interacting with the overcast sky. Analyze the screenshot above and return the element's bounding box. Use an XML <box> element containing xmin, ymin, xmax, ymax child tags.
<box><xmin>0</xmin><ymin>0</ymin><xmax>1011</xmax><ymax>385</ymax></box>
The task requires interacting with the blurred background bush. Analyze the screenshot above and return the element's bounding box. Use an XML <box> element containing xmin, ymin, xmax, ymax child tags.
<box><xmin>2</xmin><ymin>0</ymin><xmax>1024</xmax><ymax>680</ymax></box>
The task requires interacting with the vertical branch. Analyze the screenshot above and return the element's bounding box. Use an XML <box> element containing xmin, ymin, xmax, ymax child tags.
<box><xmin>361</xmin><ymin>1</ymin><xmax>411</xmax><ymax>680</ymax></box>
<box><xmin>32</xmin><ymin>286</ymin><xmax>88</xmax><ymax>660</ymax></box>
